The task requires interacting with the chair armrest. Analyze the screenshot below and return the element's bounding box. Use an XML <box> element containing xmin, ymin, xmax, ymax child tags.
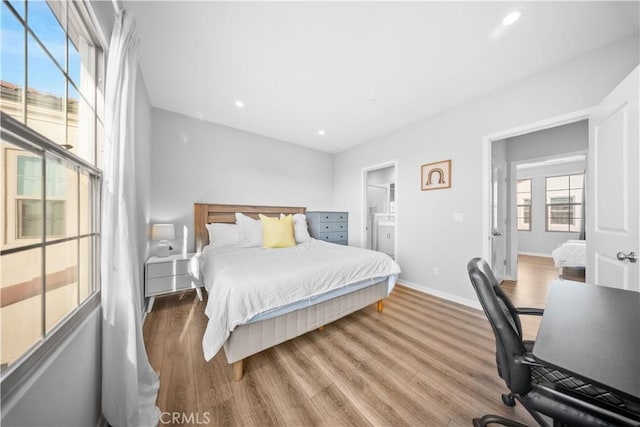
<box><xmin>516</xmin><ymin>307</ymin><xmax>544</xmax><ymax>316</ymax></box>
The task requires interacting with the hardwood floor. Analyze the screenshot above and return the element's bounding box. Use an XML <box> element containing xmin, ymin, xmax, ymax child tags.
<box><xmin>501</xmin><ymin>254</ymin><xmax>561</xmax><ymax>341</ymax></box>
<box><xmin>143</xmin><ymin>284</ymin><xmax>541</xmax><ymax>426</ymax></box>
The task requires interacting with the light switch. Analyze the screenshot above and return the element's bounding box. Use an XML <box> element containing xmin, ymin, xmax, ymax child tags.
<box><xmin>452</xmin><ymin>212</ymin><xmax>464</xmax><ymax>222</ymax></box>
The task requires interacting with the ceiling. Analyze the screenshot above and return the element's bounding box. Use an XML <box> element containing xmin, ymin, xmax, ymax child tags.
<box><xmin>127</xmin><ymin>1</ymin><xmax>639</xmax><ymax>153</ymax></box>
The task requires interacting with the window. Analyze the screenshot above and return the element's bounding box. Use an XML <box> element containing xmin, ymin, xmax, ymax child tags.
<box><xmin>517</xmin><ymin>179</ymin><xmax>531</xmax><ymax>231</ymax></box>
<box><xmin>1</xmin><ymin>0</ymin><xmax>103</xmax><ymax>376</ymax></box>
<box><xmin>546</xmin><ymin>174</ymin><xmax>584</xmax><ymax>232</ymax></box>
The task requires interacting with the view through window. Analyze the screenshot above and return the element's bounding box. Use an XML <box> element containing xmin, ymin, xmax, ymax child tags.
<box><xmin>516</xmin><ymin>179</ymin><xmax>531</xmax><ymax>231</ymax></box>
<box><xmin>1</xmin><ymin>0</ymin><xmax>103</xmax><ymax>373</ymax></box>
<box><xmin>545</xmin><ymin>174</ymin><xmax>584</xmax><ymax>232</ymax></box>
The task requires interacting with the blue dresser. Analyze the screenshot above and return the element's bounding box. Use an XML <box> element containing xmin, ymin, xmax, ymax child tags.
<box><xmin>306</xmin><ymin>211</ymin><xmax>348</xmax><ymax>245</ymax></box>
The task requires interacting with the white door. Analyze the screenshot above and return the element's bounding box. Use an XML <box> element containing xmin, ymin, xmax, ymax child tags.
<box><xmin>587</xmin><ymin>66</ymin><xmax>639</xmax><ymax>291</ymax></box>
<box><xmin>491</xmin><ymin>156</ymin><xmax>508</xmax><ymax>281</ymax></box>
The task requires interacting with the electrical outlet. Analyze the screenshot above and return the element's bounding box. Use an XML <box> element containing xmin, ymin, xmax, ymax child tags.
<box><xmin>433</xmin><ymin>267</ymin><xmax>440</xmax><ymax>276</ymax></box>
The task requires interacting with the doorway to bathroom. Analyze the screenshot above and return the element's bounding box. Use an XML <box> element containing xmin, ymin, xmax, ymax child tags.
<box><xmin>362</xmin><ymin>161</ymin><xmax>397</xmax><ymax>259</ymax></box>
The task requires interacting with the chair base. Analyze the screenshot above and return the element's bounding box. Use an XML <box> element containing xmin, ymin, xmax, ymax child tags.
<box><xmin>473</xmin><ymin>414</ymin><xmax>528</xmax><ymax>427</ymax></box>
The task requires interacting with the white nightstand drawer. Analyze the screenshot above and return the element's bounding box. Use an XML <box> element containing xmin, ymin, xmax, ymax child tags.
<box><xmin>146</xmin><ymin>259</ymin><xmax>195</xmax><ymax>279</ymax></box>
<box><xmin>146</xmin><ymin>274</ymin><xmax>200</xmax><ymax>296</ymax></box>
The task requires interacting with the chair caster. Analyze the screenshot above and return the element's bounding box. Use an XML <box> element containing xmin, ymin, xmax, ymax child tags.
<box><xmin>502</xmin><ymin>393</ymin><xmax>516</xmax><ymax>407</ymax></box>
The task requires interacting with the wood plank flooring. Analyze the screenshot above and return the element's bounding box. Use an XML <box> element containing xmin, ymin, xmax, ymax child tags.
<box><xmin>501</xmin><ymin>255</ymin><xmax>561</xmax><ymax>341</ymax></box>
<box><xmin>143</xmin><ymin>283</ymin><xmax>543</xmax><ymax>426</ymax></box>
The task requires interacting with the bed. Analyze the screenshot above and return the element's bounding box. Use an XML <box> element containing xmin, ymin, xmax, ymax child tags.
<box><xmin>551</xmin><ymin>239</ymin><xmax>586</xmax><ymax>281</ymax></box>
<box><xmin>194</xmin><ymin>203</ymin><xmax>401</xmax><ymax>380</ymax></box>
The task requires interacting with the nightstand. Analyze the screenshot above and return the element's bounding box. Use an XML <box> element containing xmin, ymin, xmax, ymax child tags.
<box><xmin>145</xmin><ymin>253</ymin><xmax>203</xmax><ymax>312</ymax></box>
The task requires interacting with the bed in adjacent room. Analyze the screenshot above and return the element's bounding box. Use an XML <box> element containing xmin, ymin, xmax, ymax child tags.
<box><xmin>193</xmin><ymin>203</ymin><xmax>401</xmax><ymax>380</ymax></box>
<box><xmin>551</xmin><ymin>239</ymin><xmax>586</xmax><ymax>281</ymax></box>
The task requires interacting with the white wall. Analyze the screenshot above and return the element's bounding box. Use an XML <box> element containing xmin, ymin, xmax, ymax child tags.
<box><xmin>150</xmin><ymin>108</ymin><xmax>334</xmax><ymax>253</ymax></box>
<box><xmin>506</xmin><ymin>120</ymin><xmax>587</xmax><ymax>271</ymax></box>
<box><xmin>517</xmin><ymin>160</ymin><xmax>586</xmax><ymax>256</ymax></box>
<box><xmin>333</xmin><ymin>36</ymin><xmax>638</xmax><ymax>306</ymax></box>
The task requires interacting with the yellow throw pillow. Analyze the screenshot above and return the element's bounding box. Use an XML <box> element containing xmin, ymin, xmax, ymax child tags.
<box><xmin>259</xmin><ymin>214</ymin><xmax>296</xmax><ymax>248</ymax></box>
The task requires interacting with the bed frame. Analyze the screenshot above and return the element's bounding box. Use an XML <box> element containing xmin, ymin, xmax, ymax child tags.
<box><xmin>194</xmin><ymin>203</ymin><xmax>388</xmax><ymax>380</ymax></box>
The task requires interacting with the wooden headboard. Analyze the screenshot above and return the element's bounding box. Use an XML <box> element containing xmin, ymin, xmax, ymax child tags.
<box><xmin>194</xmin><ymin>203</ymin><xmax>306</xmax><ymax>252</ymax></box>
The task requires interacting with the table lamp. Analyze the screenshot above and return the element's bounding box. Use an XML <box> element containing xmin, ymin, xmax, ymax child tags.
<box><xmin>152</xmin><ymin>223</ymin><xmax>175</xmax><ymax>257</ymax></box>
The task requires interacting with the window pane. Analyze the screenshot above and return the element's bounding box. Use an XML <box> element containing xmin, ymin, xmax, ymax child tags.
<box><xmin>1</xmin><ymin>2</ymin><xmax>26</xmax><ymax>123</ymax></box>
<box><xmin>67</xmin><ymin>83</ymin><xmax>95</xmax><ymax>163</ymax></box>
<box><xmin>67</xmin><ymin>5</ymin><xmax>96</xmax><ymax>105</ymax></box>
<box><xmin>96</xmin><ymin>118</ymin><xmax>104</xmax><ymax>167</ymax></box>
<box><xmin>517</xmin><ymin>194</ymin><xmax>530</xmax><ymax>206</ymax></box>
<box><xmin>46</xmin><ymin>157</ymin><xmax>77</xmax><ymax>240</ymax></box>
<box><xmin>45</xmin><ymin>239</ymin><xmax>78</xmax><ymax>333</ymax></box>
<box><xmin>27</xmin><ymin>34</ymin><xmax>65</xmax><ymax>145</ymax></box>
<box><xmin>570</xmin><ymin>174</ymin><xmax>584</xmax><ymax>189</ymax></box>
<box><xmin>7</xmin><ymin>0</ymin><xmax>25</xmax><ymax>18</ymax></box>
<box><xmin>2</xmin><ymin>142</ymin><xmax>43</xmax><ymax>246</ymax></box>
<box><xmin>570</xmin><ymin>189</ymin><xmax>583</xmax><ymax>204</ymax></box>
<box><xmin>17</xmin><ymin>155</ymin><xmax>42</xmax><ymax>196</ymax></box>
<box><xmin>79</xmin><ymin>236</ymin><xmax>93</xmax><ymax>301</ymax></box>
<box><xmin>570</xmin><ymin>218</ymin><xmax>582</xmax><ymax>233</ymax></box>
<box><xmin>96</xmin><ymin>54</ymin><xmax>104</xmax><ymax>121</ymax></box>
<box><xmin>79</xmin><ymin>172</ymin><xmax>91</xmax><ymax>234</ymax></box>
<box><xmin>18</xmin><ymin>199</ymin><xmax>43</xmax><ymax>238</ymax></box>
<box><xmin>1</xmin><ymin>248</ymin><xmax>43</xmax><ymax>371</ymax></box>
<box><xmin>67</xmin><ymin>83</ymin><xmax>79</xmax><ymax>150</ymax></box>
<box><xmin>27</xmin><ymin>0</ymin><xmax>66</xmax><ymax>69</ymax></box>
<box><xmin>547</xmin><ymin>175</ymin><xmax>569</xmax><ymax>191</ymax></box>
<box><xmin>68</xmin><ymin>37</ymin><xmax>81</xmax><ymax>86</ymax></box>
<box><xmin>547</xmin><ymin>189</ymin><xmax>569</xmax><ymax>204</ymax></box>
<box><xmin>517</xmin><ymin>217</ymin><xmax>530</xmax><ymax>230</ymax></box>
<box><xmin>517</xmin><ymin>179</ymin><xmax>531</xmax><ymax>192</ymax></box>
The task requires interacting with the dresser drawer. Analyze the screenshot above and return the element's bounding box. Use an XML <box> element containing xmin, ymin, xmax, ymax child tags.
<box><xmin>333</xmin><ymin>231</ymin><xmax>348</xmax><ymax>242</ymax></box>
<box><xmin>146</xmin><ymin>274</ymin><xmax>201</xmax><ymax>296</ymax></box>
<box><xmin>332</xmin><ymin>212</ymin><xmax>348</xmax><ymax>222</ymax></box>
<box><xmin>317</xmin><ymin>212</ymin><xmax>334</xmax><ymax>223</ymax></box>
<box><xmin>334</xmin><ymin>222</ymin><xmax>347</xmax><ymax>231</ymax></box>
<box><xmin>317</xmin><ymin>231</ymin><xmax>348</xmax><ymax>243</ymax></box>
<box><xmin>317</xmin><ymin>222</ymin><xmax>336</xmax><ymax>232</ymax></box>
<box><xmin>147</xmin><ymin>259</ymin><xmax>195</xmax><ymax>279</ymax></box>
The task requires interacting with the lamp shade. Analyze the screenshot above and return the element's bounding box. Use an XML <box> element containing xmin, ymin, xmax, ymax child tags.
<box><xmin>151</xmin><ymin>224</ymin><xmax>175</xmax><ymax>241</ymax></box>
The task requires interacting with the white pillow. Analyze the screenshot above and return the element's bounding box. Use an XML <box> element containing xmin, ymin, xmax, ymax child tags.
<box><xmin>205</xmin><ymin>223</ymin><xmax>241</xmax><ymax>248</ymax></box>
<box><xmin>235</xmin><ymin>212</ymin><xmax>263</xmax><ymax>247</ymax></box>
<box><xmin>281</xmin><ymin>213</ymin><xmax>311</xmax><ymax>243</ymax></box>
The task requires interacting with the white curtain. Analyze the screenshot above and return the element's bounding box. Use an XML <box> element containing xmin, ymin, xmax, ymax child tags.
<box><xmin>101</xmin><ymin>10</ymin><xmax>160</xmax><ymax>427</ymax></box>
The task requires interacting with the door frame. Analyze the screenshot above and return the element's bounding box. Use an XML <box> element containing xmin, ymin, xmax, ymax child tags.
<box><xmin>361</xmin><ymin>160</ymin><xmax>398</xmax><ymax>258</ymax></box>
<box><xmin>481</xmin><ymin>108</ymin><xmax>593</xmax><ymax>277</ymax></box>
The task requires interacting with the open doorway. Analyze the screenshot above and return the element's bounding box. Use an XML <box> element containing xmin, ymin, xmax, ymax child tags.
<box><xmin>490</xmin><ymin>120</ymin><xmax>588</xmax><ymax>307</ymax></box>
<box><xmin>362</xmin><ymin>162</ymin><xmax>397</xmax><ymax>258</ymax></box>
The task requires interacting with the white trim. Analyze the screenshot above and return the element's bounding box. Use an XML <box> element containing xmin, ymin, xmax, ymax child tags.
<box><xmin>398</xmin><ymin>280</ymin><xmax>482</xmax><ymax>310</ymax></box>
<box><xmin>481</xmin><ymin>108</ymin><xmax>593</xmax><ymax>276</ymax></box>
<box><xmin>360</xmin><ymin>160</ymin><xmax>399</xmax><ymax>261</ymax></box>
<box><xmin>517</xmin><ymin>251</ymin><xmax>553</xmax><ymax>258</ymax></box>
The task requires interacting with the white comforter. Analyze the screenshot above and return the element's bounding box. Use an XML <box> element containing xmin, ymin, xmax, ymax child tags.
<box><xmin>200</xmin><ymin>239</ymin><xmax>401</xmax><ymax>361</ymax></box>
<box><xmin>552</xmin><ymin>239</ymin><xmax>586</xmax><ymax>267</ymax></box>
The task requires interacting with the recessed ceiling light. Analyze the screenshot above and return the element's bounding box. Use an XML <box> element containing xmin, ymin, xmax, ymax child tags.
<box><xmin>235</xmin><ymin>100</ymin><xmax>244</xmax><ymax>108</ymax></box>
<box><xmin>502</xmin><ymin>10</ymin><xmax>522</xmax><ymax>26</ymax></box>
<box><xmin>318</xmin><ymin>130</ymin><xmax>326</xmax><ymax>136</ymax></box>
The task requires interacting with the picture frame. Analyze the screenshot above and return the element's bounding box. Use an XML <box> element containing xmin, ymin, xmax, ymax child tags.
<box><xmin>421</xmin><ymin>159</ymin><xmax>451</xmax><ymax>191</ymax></box>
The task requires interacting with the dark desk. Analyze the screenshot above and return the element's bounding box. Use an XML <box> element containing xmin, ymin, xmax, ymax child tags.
<box><xmin>533</xmin><ymin>280</ymin><xmax>640</xmax><ymax>400</ymax></box>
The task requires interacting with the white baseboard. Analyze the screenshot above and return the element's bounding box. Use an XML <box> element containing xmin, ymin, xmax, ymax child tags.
<box><xmin>518</xmin><ymin>251</ymin><xmax>552</xmax><ymax>258</ymax></box>
<box><xmin>397</xmin><ymin>280</ymin><xmax>482</xmax><ymax>310</ymax></box>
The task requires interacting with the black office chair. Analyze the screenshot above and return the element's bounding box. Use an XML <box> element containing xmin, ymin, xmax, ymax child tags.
<box><xmin>467</xmin><ymin>257</ymin><xmax>640</xmax><ymax>427</ymax></box>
